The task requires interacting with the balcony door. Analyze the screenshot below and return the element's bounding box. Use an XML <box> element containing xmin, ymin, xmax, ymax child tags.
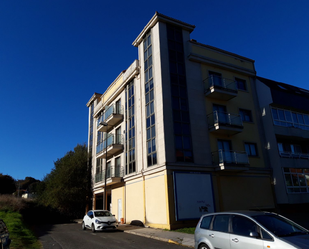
<box><xmin>116</xmin><ymin>127</ymin><xmax>121</xmax><ymax>144</ymax></box>
<box><xmin>218</xmin><ymin>140</ymin><xmax>233</xmax><ymax>163</ymax></box>
<box><xmin>213</xmin><ymin>104</ymin><xmax>228</xmax><ymax>124</ymax></box>
<box><xmin>115</xmin><ymin>156</ymin><xmax>121</xmax><ymax>177</ymax></box>
<box><xmin>116</xmin><ymin>99</ymin><xmax>121</xmax><ymax>114</ymax></box>
<box><xmin>209</xmin><ymin>71</ymin><xmax>223</xmax><ymax>87</ymax></box>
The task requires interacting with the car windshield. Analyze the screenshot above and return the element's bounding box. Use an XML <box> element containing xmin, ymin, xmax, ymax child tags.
<box><xmin>253</xmin><ymin>214</ymin><xmax>308</xmax><ymax>237</ymax></box>
<box><xmin>94</xmin><ymin>211</ymin><xmax>113</xmax><ymax>217</ymax></box>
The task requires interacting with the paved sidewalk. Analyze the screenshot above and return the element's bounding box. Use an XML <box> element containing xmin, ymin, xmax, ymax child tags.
<box><xmin>117</xmin><ymin>224</ymin><xmax>195</xmax><ymax>248</ymax></box>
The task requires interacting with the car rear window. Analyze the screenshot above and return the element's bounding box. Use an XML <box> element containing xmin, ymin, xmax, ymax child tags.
<box><xmin>200</xmin><ymin>215</ymin><xmax>213</xmax><ymax>229</ymax></box>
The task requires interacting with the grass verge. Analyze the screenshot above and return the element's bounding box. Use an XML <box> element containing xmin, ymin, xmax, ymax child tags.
<box><xmin>0</xmin><ymin>209</ymin><xmax>41</xmax><ymax>249</ymax></box>
<box><xmin>174</xmin><ymin>227</ymin><xmax>195</xmax><ymax>234</ymax></box>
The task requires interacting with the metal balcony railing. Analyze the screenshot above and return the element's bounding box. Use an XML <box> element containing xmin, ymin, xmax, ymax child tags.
<box><xmin>97</xmin><ymin>104</ymin><xmax>123</xmax><ymax>127</ymax></box>
<box><xmin>208</xmin><ymin>111</ymin><xmax>243</xmax><ymax>128</ymax></box>
<box><xmin>204</xmin><ymin>76</ymin><xmax>238</xmax><ymax>93</ymax></box>
<box><xmin>96</xmin><ymin>134</ymin><xmax>124</xmax><ymax>155</ymax></box>
<box><xmin>95</xmin><ymin>166</ymin><xmax>124</xmax><ymax>183</ymax></box>
<box><xmin>212</xmin><ymin>150</ymin><xmax>249</xmax><ymax>166</ymax></box>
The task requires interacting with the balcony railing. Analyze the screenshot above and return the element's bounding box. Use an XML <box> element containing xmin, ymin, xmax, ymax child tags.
<box><xmin>204</xmin><ymin>76</ymin><xmax>238</xmax><ymax>100</ymax></box>
<box><xmin>96</xmin><ymin>134</ymin><xmax>124</xmax><ymax>157</ymax></box>
<box><xmin>95</xmin><ymin>166</ymin><xmax>124</xmax><ymax>184</ymax></box>
<box><xmin>97</xmin><ymin>104</ymin><xmax>124</xmax><ymax>132</ymax></box>
<box><xmin>212</xmin><ymin>150</ymin><xmax>249</xmax><ymax>170</ymax></box>
<box><xmin>207</xmin><ymin>111</ymin><xmax>243</xmax><ymax>135</ymax></box>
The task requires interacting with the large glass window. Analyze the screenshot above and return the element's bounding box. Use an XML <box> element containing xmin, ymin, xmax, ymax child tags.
<box><xmin>271</xmin><ymin>108</ymin><xmax>309</xmax><ymax>130</ymax></box>
<box><xmin>283</xmin><ymin>168</ymin><xmax>309</xmax><ymax>193</ymax></box>
<box><xmin>125</xmin><ymin>81</ymin><xmax>136</xmax><ymax>174</ymax></box>
<box><xmin>144</xmin><ymin>33</ymin><xmax>157</xmax><ymax>167</ymax></box>
<box><xmin>167</xmin><ymin>24</ymin><xmax>193</xmax><ymax>162</ymax></box>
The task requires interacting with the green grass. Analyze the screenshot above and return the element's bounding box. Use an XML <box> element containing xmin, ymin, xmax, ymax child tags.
<box><xmin>0</xmin><ymin>210</ymin><xmax>41</xmax><ymax>249</ymax></box>
<box><xmin>174</xmin><ymin>227</ymin><xmax>195</xmax><ymax>234</ymax></box>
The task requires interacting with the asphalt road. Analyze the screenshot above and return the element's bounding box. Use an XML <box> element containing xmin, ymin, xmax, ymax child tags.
<box><xmin>35</xmin><ymin>223</ymin><xmax>185</xmax><ymax>249</ymax></box>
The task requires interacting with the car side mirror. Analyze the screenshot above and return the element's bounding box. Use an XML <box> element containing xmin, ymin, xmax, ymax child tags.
<box><xmin>250</xmin><ymin>232</ymin><xmax>259</xmax><ymax>238</ymax></box>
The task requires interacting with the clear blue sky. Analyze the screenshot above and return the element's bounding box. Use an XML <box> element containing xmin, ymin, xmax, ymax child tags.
<box><xmin>1</xmin><ymin>0</ymin><xmax>309</xmax><ymax>180</ymax></box>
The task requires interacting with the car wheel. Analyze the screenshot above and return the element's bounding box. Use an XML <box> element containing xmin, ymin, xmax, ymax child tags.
<box><xmin>91</xmin><ymin>223</ymin><xmax>96</xmax><ymax>233</ymax></box>
<box><xmin>82</xmin><ymin>221</ymin><xmax>86</xmax><ymax>230</ymax></box>
<box><xmin>198</xmin><ymin>243</ymin><xmax>210</xmax><ymax>249</ymax></box>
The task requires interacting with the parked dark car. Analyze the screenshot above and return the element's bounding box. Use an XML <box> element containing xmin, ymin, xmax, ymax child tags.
<box><xmin>0</xmin><ymin>219</ymin><xmax>11</xmax><ymax>249</ymax></box>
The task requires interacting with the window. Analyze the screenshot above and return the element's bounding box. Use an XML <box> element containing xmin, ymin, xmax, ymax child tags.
<box><xmin>209</xmin><ymin>71</ymin><xmax>223</xmax><ymax>87</ymax></box>
<box><xmin>115</xmin><ymin>156</ymin><xmax>121</xmax><ymax>177</ymax></box>
<box><xmin>167</xmin><ymin>24</ymin><xmax>193</xmax><ymax>163</ymax></box>
<box><xmin>200</xmin><ymin>215</ymin><xmax>213</xmax><ymax>229</ymax></box>
<box><xmin>271</xmin><ymin>108</ymin><xmax>309</xmax><ymax>130</ymax></box>
<box><xmin>231</xmin><ymin>215</ymin><xmax>258</xmax><ymax>237</ymax></box>
<box><xmin>284</xmin><ymin>168</ymin><xmax>309</xmax><ymax>193</ymax></box>
<box><xmin>235</xmin><ymin>78</ymin><xmax>247</xmax><ymax>91</ymax></box>
<box><xmin>212</xmin><ymin>215</ymin><xmax>230</xmax><ymax>232</ymax></box>
<box><xmin>144</xmin><ymin>33</ymin><xmax>157</xmax><ymax>167</ymax></box>
<box><xmin>126</xmin><ymin>81</ymin><xmax>136</xmax><ymax>174</ymax></box>
<box><xmin>239</xmin><ymin>109</ymin><xmax>253</xmax><ymax>122</ymax></box>
<box><xmin>245</xmin><ymin>143</ymin><xmax>257</xmax><ymax>156</ymax></box>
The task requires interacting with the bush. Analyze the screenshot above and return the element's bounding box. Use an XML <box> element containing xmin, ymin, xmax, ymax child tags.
<box><xmin>0</xmin><ymin>195</ymin><xmax>28</xmax><ymax>212</ymax></box>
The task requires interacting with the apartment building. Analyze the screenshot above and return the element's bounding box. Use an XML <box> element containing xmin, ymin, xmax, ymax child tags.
<box><xmin>86</xmin><ymin>12</ymin><xmax>275</xmax><ymax>229</ymax></box>
<box><xmin>256</xmin><ymin>76</ymin><xmax>309</xmax><ymax>213</ymax></box>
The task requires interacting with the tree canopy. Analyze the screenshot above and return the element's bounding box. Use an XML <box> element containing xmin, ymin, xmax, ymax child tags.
<box><xmin>37</xmin><ymin>144</ymin><xmax>91</xmax><ymax>218</ymax></box>
<box><xmin>0</xmin><ymin>174</ymin><xmax>16</xmax><ymax>194</ymax></box>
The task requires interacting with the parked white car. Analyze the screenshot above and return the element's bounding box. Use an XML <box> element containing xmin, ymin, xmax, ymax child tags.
<box><xmin>82</xmin><ymin>210</ymin><xmax>118</xmax><ymax>232</ymax></box>
<box><xmin>195</xmin><ymin>211</ymin><xmax>309</xmax><ymax>249</ymax></box>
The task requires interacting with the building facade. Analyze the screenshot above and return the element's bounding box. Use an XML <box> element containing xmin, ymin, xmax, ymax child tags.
<box><xmin>86</xmin><ymin>13</ymin><xmax>275</xmax><ymax>229</ymax></box>
<box><xmin>256</xmin><ymin>76</ymin><xmax>309</xmax><ymax>213</ymax></box>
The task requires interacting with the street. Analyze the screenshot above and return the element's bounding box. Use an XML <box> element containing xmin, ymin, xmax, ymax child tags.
<box><xmin>35</xmin><ymin>223</ymin><xmax>185</xmax><ymax>249</ymax></box>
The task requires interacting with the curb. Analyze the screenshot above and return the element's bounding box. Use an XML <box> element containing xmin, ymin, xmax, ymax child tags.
<box><xmin>123</xmin><ymin>230</ymin><xmax>193</xmax><ymax>248</ymax></box>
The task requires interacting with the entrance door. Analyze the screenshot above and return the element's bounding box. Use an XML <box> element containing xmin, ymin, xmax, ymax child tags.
<box><xmin>118</xmin><ymin>199</ymin><xmax>122</xmax><ymax>222</ymax></box>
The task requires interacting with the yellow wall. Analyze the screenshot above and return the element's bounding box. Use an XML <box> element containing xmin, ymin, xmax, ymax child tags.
<box><xmin>101</xmin><ymin>75</ymin><xmax>124</xmax><ymax>105</ymax></box>
<box><xmin>126</xmin><ymin>178</ymin><xmax>145</xmax><ymax>223</ymax></box>
<box><xmin>202</xmin><ymin>62</ymin><xmax>265</xmax><ymax>168</ymax></box>
<box><xmin>145</xmin><ymin>173</ymin><xmax>168</xmax><ymax>227</ymax></box>
<box><xmin>192</xmin><ymin>45</ymin><xmax>255</xmax><ymax>72</ymax></box>
<box><xmin>111</xmin><ymin>186</ymin><xmax>124</xmax><ymax>221</ymax></box>
<box><xmin>217</xmin><ymin>174</ymin><xmax>275</xmax><ymax>211</ymax></box>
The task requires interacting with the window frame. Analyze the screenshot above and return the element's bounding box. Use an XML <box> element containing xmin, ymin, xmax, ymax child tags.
<box><xmin>239</xmin><ymin>108</ymin><xmax>253</xmax><ymax>123</ymax></box>
<box><xmin>235</xmin><ymin>77</ymin><xmax>247</xmax><ymax>91</ymax></box>
<box><xmin>244</xmin><ymin>142</ymin><xmax>258</xmax><ymax>157</ymax></box>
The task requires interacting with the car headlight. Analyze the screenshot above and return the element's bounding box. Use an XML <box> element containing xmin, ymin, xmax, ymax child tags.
<box><xmin>95</xmin><ymin>219</ymin><xmax>101</xmax><ymax>224</ymax></box>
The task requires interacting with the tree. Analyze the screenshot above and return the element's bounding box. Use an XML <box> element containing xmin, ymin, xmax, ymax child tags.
<box><xmin>0</xmin><ymin>174</ymin><xmax>16</xmax><ymax>194</ymax></box>
<box><xmin>37</xmin><ymin>144</ymin><xmax>91</xmax><ymax>218</ymax></box>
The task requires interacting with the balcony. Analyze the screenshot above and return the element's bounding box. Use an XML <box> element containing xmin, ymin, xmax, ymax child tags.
<box><xmin>96</xmin><ymin>134</ymin><xmax>124</xmax><ymax>159</ymax></box>
<box><xmin>204</xmin><ymin>76</ymin><xmax>238</xmax><ymax>100</ymax></box>
<box><xmin>97</xmin><ymin>104</ymin><xmax>124</xmax><ymax>132</ymax></box>
<box><xmin>95</xmin><ymin>166</ymin><xmax>124</xmax><ymax>185</ymax></box>
<box><xmin>208</xmin><ymin>111</ymin><xmax>243</xmax><ymax>135</ymax></box>
<box><xmin>212</xmin><ymin>150</ymin><xmax>249</xmax><ymax>171</ymax></box>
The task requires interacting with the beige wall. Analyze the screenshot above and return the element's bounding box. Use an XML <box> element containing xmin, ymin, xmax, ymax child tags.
<box><xmin>111</xmin><ymin>186</ymin><xmax>124</xmax><ymax>222</ymax></box>
<box><xmin>145</xmin><ymin>173</ymin><xmax>168</xmax><ymax>227</ymax></box>
<box><xmin>126</xmin><ymin>178</ymin><xmax>145</xmax><ymax>223</ymax></box>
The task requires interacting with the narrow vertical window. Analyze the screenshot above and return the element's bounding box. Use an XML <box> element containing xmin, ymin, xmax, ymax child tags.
<box><xmin>144</xmin><ymin>33</ymin><xmax>157</xmax><ymax>167</ymax></box>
